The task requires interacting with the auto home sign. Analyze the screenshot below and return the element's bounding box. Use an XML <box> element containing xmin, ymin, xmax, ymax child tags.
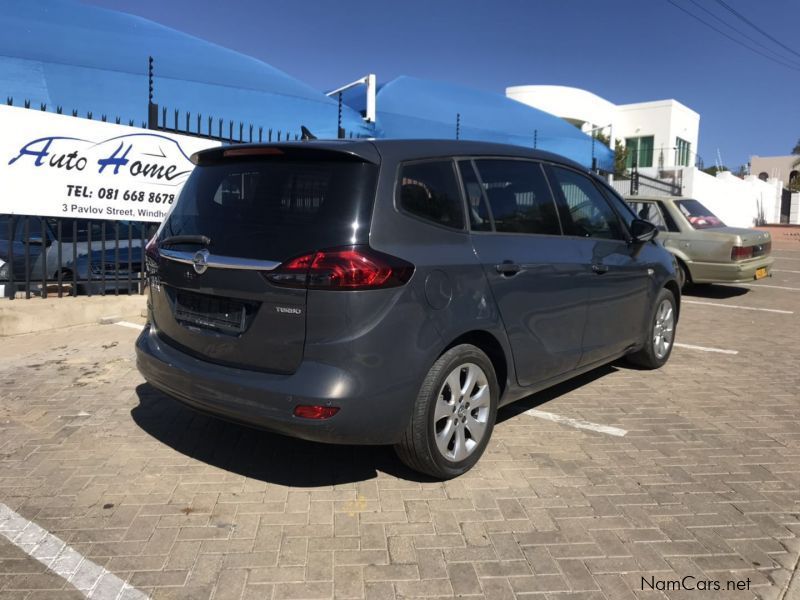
<box><xmin>0</xmin><ymin>105</ymin><xmax>220</xmax><ymax>222</ymax></box>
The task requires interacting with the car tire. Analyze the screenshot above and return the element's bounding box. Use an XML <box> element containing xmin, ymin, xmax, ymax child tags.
<box><xmin>395</xmin><ymin>344</ymin><xmax>498</xmax><ymax>479</ymax></box>
<box><xmin>626</xmin><ymin>287</ymin><xmax>677</xmax><ymax>370</ymax></box>
<box><xmin>677</xmin><ymin>260</ymin><xmax>691</xmax><ymax>290</ymax></box>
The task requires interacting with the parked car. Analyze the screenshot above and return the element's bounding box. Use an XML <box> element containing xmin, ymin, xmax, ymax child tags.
<box><xmin>0</xmin><ymin>215</ymin><xmax>147</xmax><ymax>294</ymax></box>
<box><xmin>73</xmin><ymin>245</ymin><xmax>145</xmax><ymax>294</ymax></box>
<box><xmin>0</xmin><ymin>256</ymin><xmax>7</xmax><ymax>298</ymax></box>
<box><xmin>0</xmin><ymin>238</ymin><xmax>25</xmax><ymax>297</ymax></box>
<box><xmin>626</xmin><ymin>196</ymin><xmax>773</xmax><ymax>288</ymax></box>
<box><xmin>137</xmin><ymin>140</ymin><xmax>680</xmax><ymax>479</ymax></box>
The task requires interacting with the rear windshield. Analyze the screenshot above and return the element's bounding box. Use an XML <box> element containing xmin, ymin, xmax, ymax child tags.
<box><xmin>160</xmin><ymin>159</ymin><xmax>378</xmax><ymax>260</ymax></box>
<box><xmin>675</xmin><ymin>199</ymin><xmax>725</xmax><ymax>229</ymax></box>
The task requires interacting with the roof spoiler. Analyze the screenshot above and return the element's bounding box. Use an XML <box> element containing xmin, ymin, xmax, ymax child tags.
<box><xmin>190</xmin><ymin>140</ymin><xmax>379</xmax><ymax>166</ymax></box>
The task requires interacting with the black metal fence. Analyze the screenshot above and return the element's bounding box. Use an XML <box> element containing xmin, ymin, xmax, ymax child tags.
<box><xmin>6</xmin><ymin>96</ymin><xmax>147</xmax><ymax>128</ymax></box>
<box><xmin>1</xmin><ymin>214</ymin><xmax>157</xmax><ymax>300</ymax></box>
<box><xmin>2</xmin><ymin>97</ymin><xmax>161</xmax><ymax>299</ymax></box>
<box><xmin>612</xmin><ymin>170</ymin><xmax>682</xmax><ymax>197</ymax></box>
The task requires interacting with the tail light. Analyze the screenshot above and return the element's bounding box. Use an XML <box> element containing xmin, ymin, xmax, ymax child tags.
<box><xmin>267</xmin><ymin>246</ymin><xmax>414</xmax><ymax>290</ymax></box>
<box><xmin>731</xmin><ymin>246</ymin><xmax>753</xmax><ymax>261</ymax></box>
<box><xmin>294</xmin><ymin>405</ymin><xmax>340</xmax><ymax>419</ymax></box>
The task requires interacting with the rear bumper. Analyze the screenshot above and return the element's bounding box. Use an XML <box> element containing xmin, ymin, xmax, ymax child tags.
<box><xmin>135</xmin><ymin>323</ymin><xmax>416</xmax><ymax>445</ymax></box>
<box><xmin>688</xmin><ymin>256</ymin><xmax>774</xmax><ymax>284</ymax></box>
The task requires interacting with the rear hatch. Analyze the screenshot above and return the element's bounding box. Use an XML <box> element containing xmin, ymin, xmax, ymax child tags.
<box><xmin>147</xmin><ymin>145</ymin><xmax>379</xmax><ymax>373</ymax></box>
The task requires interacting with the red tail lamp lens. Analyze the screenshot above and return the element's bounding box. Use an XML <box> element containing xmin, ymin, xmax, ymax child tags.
<box><xmin>294</xmin><ymin>405</ymin><xmax>340</xmax><ymax>419</ymax></box>
<box><xmin>310</xmin><ymin>249</ymin><xmax>391</xmax><ymax>288</ymax></box>
<box><xmin>267</xmin><ymin>246</ymin><xmax>414</xmax><ymax>290</ymax></box>
<box><xmin>731</xmin><ymin>246</ymin><xmax>753</xmax><ymax>261</ymax></box>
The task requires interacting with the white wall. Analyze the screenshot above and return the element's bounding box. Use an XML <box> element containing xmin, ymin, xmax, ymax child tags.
<box><xmin>615</xmin><ymin>100</ymin><xmax>699</xmax><ymax>170</ymax></box>
<box><xmin>791</xmin><ymin>192</ymin><xmax>800</xmax><ymax>225</ymax></box>
<box><xmin>681</xmin><ymin>168</ymin><xmax>782</xmax><ymax>227</ymax></box>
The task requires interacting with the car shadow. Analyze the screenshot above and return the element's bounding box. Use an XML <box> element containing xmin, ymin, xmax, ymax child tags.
<box><xmin>683</xmin><ymin>284</ymin><xmax>749</xmax><ymax>299</ymax></box>
<box><xmin>131</xmin><ymin>383</ymin><xmax>438</xmax><ymax>486</ymax></box>
<box><xmin>133</xmin><ymin>364</ymin><xmax>621</xmax><ymax>486</ymax></box>
<box><xmin>496</xmin><ymin>364</ymin><xmax>618</xmax><ymax>423</ymax></box>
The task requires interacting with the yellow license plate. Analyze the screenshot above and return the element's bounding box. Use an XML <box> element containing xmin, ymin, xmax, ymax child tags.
<box><xmin>755</xmin><ymin>267</ymin><xmax>768</xmax><ymax>280</ymax></box>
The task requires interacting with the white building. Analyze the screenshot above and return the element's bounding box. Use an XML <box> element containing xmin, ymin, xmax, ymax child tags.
<box><xmin>506</xmin><ymin>85</ymin><xmax>782</xmax><ymax>227</ymax></box>
<box><xmin>506</xmin><ymin>85</ymin><xmax>700</xmax><ymax>173</ymax></box>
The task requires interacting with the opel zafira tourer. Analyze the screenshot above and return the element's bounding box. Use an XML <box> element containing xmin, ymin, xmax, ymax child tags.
<box><xmin>137</xmin><ymin>140</ymin><xmax>680</xmax><ymax>478</ymax></box>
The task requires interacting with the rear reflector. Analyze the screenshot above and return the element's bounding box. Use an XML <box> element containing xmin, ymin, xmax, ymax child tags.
<box><xmin>731</xmin><ymin>246</ymin><xmax>754</xmax><ymax>261</ymax></box>
<box><xmin>294</xmin><ymin>405</ymin><xmax>340</xmax><ymax>419</ymax></box>
<box><xmin>267</xmin><ymin>245</ymin><xmax>414</xmax><ymax>290</ymax></box>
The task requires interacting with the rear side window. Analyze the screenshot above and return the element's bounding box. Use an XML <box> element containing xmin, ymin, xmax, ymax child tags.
<box><xmin>675</xmin><ymin>199</ymin><xmax>725</xmax><ymax>229</ymax></box>
<box><xmin>473</xmin><ymin>159</ymin><xmax>561</xmax><ymax>235</ymax></box>
<box><xmin>398</xmin><ymin>161</ymin><xmax>465</xmax><ymax>230</ymax></box>
<box><xmin>161</xmin><ymin>159</ymin><xmax>378</xmax><ymax>261</ymax></box>
<box><xmin>546</xmin><ymin>166</ymin><xmax>625</xmax><ymax>240</ymax></box>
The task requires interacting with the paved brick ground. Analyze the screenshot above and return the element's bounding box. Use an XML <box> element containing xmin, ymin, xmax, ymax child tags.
<box><xmin>0</xmin><ymin>233</ymin><xmax>799</xmax><ymax>599</ymax></box>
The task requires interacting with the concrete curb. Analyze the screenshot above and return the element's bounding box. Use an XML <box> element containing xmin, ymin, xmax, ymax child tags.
<box><xmin>0</xmin><ymin>295</ymin><xmax>147</xmax><ymax>336</ymax></box>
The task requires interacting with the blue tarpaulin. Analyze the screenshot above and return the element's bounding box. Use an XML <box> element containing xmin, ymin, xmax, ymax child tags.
<box><xmin>0</xmin><ymin>1</ymin><xmax>612</xmax><ymax>168</ymax></box>
<box><xmin>368</xmin><ymin>77</ymin><xmax>613</xmax><ymax>170</ymax></box>
<box><xmin>0</xmin><ymin>0</ymin><xmax>371</xmax><ymax>139</ymax></box>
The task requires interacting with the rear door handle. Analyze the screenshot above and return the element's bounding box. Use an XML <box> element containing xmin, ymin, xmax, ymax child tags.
<box><xmin>591</xmin><ymin>264</ymin><xmax>609</xmax><ymax>274</ymax></box>
<box><xmin>495</xmin><ymin>261</ymin><xmax>522</xmax><ymax>276</ymax></box>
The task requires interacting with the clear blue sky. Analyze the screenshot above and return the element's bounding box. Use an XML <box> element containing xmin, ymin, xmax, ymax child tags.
<box><xmin>83</xmin><ymin>0</ymin><xmax>800</xmax><ymax>169</ymax></box>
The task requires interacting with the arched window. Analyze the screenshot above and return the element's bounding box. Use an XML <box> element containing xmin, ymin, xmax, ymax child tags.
<box><xmin>758</xmin><ymin>172</ymin><xmax>768</xmax><ymax>181</ymax></box>
<box><xmin>790</xmin><ymin>170</ymin><xmax>799</xmax><ymax>183</ymax></box>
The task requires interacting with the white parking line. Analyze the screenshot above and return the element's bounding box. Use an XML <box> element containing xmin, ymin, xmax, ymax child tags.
<box><xmin>115</xmin><ymin>321</ymin><xmax>145</xmax><ymax>331</ymax></box>
<box><xmin>683</xmin><ymin>300</ymin><xmax>794</xmax><ymax>314</ymax></box>
<box><xmin>774</xmin><ymin>256</ymin><xmax>800</xmax><ymax>261</ymax></box>
<box><xmin>524</xmin><ymin>409</ymin><xmax>627</xmax><ymax>437</ymax></box>
<box><xmin>0</xmin><ymin>504</ymin><xmax>149</xmax><ymax>600</ymax></box>
<box><xmin>773</xmin><ymin>269</ymin><xmax>800</xmax><ymax>274</ymax></box>
<box><xmin>673</xmin><ymin>342</ymin><xmax>738</xmax><ymax>355</ymax></box>
<box><xmin>737</xmin><ymin>283</ymin><xmax>800</xmax><ymax>291</ymax></box>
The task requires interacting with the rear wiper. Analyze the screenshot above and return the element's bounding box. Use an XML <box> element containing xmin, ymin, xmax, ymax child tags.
<box><xmin>159</xmin><ymin>234</ymin><xmax>211</xmax><ymax>247</ymax></box>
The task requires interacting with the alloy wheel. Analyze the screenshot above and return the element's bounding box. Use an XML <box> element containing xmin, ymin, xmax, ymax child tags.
<box><xmin>652</xmin><ymin>298</ymin><xmax>675</xmax><ymax>359</ymax></box>
<box><xmin>432</xmin><ymin>363</ymin><xmax>491</xmax><ymax>462</ymax></box>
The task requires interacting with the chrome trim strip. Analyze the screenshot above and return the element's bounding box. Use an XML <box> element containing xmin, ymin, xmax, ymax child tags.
<box><xmin>159</xmin><ymin>249</ymin><xmax>193</xmax><ymax>265</ymax></box>
<box><xmin>159</xmin><ymin>249</ymin><xmax>280</xmax><ymax>271</ymax></box>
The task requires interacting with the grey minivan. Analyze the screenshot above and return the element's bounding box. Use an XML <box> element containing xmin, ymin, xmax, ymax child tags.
<box><xmin>136</xmin><ymin>140</ymin><xmax>680</xmax><ymax>478</ymax></box>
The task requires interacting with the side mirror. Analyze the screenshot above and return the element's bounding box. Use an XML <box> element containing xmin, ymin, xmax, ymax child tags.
<box><xmin>630</xmin><ymin>218</ymin><xmax>658</xmax><ymax>244</ymax></box>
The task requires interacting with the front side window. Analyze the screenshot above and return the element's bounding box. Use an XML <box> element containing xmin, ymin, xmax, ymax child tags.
<box><xmin>398</xmin><ymin>161</ymin><xmax>465</xmax><ymax>230</ymax></box>
<box><xmin>675</xmin><ymin>199</ymin><xmax>725</xmax><ymax>229</ymax></box>
<box><xmin>628</xmin><ymin>201</ymin><xmax>668</xmax><ymax>231</ymax></box>
<box><xmin>11</xmin><ymin>216</ymin><xmax>45</xmax><ymax>243</ymax></box>
<box><xmin>547</xmin><ymin>166</ymin><xmax>625</xmax><ymax>240</ymax></box>
<box><xmin>472</xmin><ymin>159</ymin><xmax>561</xmax><ymax>235</ymax></box>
